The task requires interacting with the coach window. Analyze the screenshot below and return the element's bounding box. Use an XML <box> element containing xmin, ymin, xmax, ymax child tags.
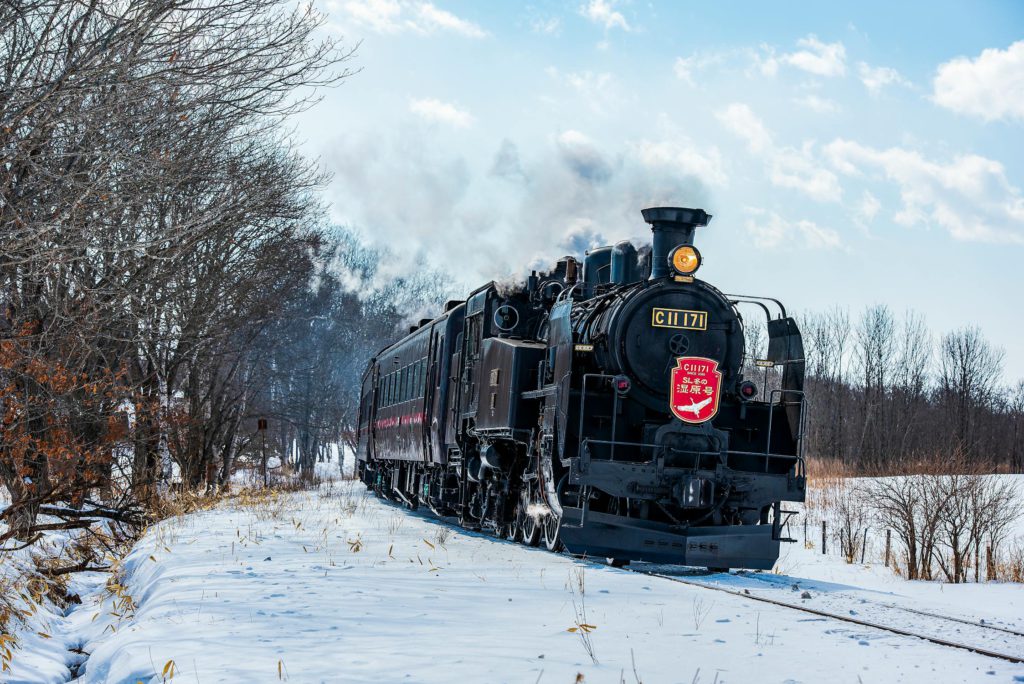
<box><xmin>402</xmin><ymin>365</ymin><xmax>410</xmax><ymax>402</ymax></box>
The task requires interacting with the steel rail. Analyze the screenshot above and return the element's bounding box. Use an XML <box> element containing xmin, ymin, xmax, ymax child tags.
<box><xmin>632</xmin><ymin>569</ymin><xmax>1024</xmax><ymax>665</ymax></box>
<box><xmin>736</xmin><ymin>571</ymin><xmax>1024</xmax><ymax>639</ymax></box>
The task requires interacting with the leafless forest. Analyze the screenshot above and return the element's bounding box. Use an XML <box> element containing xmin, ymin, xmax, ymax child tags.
<box><xmin>797</xmin><ymin>307</ymin><xmax>1022</xmax><ymax>473</ymax></box>
<box><xmin>0</xmin><ymin>0</ymin><xmax>451</xmax><ymax>554</ymax></box>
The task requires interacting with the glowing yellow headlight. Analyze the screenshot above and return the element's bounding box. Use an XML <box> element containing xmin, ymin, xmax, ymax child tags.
<box><xmin>669</xmin><ymin>245</ymin><xmax>702</xmax><ymax>275</ymax></box>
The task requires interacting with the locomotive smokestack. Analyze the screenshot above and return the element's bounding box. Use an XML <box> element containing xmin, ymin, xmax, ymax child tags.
<box><xmin>642</xmin><ymin>207</ymin><xmax>711</xmax><ymax>280</ymax></box>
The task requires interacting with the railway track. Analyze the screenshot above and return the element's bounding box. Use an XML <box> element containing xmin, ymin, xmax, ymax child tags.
<box><xmin>383</xmin><ymin>496</ymin><xmax>1024</xmax><ymax>665</ymax></box>
<box><xmin>735</xmin><ymin>570</ymin><xmax>1024</xmax><ymax>638</ymax></box>
<box><xmin>630</xmin><ymin>567</ymin><xmax>1024</xmax><ymax>665</ymax></box>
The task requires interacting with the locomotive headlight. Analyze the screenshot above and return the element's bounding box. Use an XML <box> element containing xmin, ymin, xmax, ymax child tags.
<box><xmin>669</xmin><ymin>245</ymin><xmax>702</xmax><ymax>276</ymax></box>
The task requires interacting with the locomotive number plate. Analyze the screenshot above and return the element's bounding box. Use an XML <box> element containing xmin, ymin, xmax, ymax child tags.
<box><xmin>651</xmin><ymin>307</ymin><xmax>707</xmax><ymax>331</ymax></box>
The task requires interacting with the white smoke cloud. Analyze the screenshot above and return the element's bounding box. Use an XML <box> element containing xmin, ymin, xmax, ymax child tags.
<box><xmin>324</xmin><ymin>125</ymin><xmax>714</xmax><ymax>289</ymax></box>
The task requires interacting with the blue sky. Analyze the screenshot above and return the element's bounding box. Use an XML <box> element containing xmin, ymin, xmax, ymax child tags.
<box><xmin>298</xmin><ymin>1</ymin><xmax>1024</xmax><ymax>378</ymax></box>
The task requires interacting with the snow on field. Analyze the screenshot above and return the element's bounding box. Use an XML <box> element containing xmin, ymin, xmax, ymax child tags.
<box><xmin>6</xmin><ymin>477</ymin><xmax>1024</xmax><ymax>684</ymax></box>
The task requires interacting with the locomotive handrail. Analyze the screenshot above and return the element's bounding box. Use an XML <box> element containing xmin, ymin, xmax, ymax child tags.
<box><xmin>723</xmin><ymin>293</ymin><xmax>787</xmax><ymax>319</ymax></box>
<box><xmin>577</xmin><ymin>369</ymin><xmax>806</xmax><ymax>480</ymax></box>
<box><xmin>578</xmin><ymin>373</ymin><xmax>619</xmax><ymax>465</ymax></box>
<box><xmin>582</xmin><ymin>438</ymin><xmax>800</xmax><ymax>466</ymax></box>
<box><xmin>766</xmin><ymin>388</ymin><xmax>807</xmax><ymax>477</ymax></box>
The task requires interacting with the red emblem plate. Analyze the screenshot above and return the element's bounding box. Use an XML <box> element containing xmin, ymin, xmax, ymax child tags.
<box><xmin>670</xmin><ymin>356</ymin><xmax>722</xmax><ymax>424</ymax></box>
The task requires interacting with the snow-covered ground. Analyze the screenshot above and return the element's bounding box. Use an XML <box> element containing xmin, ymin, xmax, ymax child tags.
<box><xmin>6</xmin><ymin>473</ymin><xmax>1024</xmax><ymax>684</ymax></box>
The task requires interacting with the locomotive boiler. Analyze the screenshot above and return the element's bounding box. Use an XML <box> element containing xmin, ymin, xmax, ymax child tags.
<box><xmin>356</xmin><ymin>207</ymin><xmax>806</xmax><ymax>570</ymax></box>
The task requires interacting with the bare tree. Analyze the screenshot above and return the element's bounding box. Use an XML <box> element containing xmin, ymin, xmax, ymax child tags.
<box><xmin>938</xmin><ymin>327</ymin><xmax>1005</xmax><ymax>457</ymax></box>
<box><xmin>0</xmin><ymin>0</ymin><xmax>355</xmax><ymax>543</ymax></box>
<box><xmin>853</xmin><ymin>305</ymin><xmax>897</xmax><ymax>467</ymax></box>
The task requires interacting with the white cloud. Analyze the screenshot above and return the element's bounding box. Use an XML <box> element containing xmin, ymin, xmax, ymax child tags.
<box><xmin>744</xmin><ymin>208</ymin><xmax>842</xmax><ymax>249</ymax></box>
<box><xmin>858</xmin><ymin>190</ymin><xmax>881</xmax><ymax>222</ymax></box>
<box><xmin>416</xmin><ymin>2</ymin><xmax>487</xmax><ymax>37</ymax></box>
<box><xmin>579</xmin><ymin>0</ymin><xmax>629</xmax><ymax>31</ymax></box>
<box><xmin>339</xmin><ymin>0</ymin><xmax>401</xmax><ymax>33</ymax></box>
<box><xmin>673</xmin><ymin>53</ymin><xmax>723</xmax><ymax>86</ymax></box>
<box><xmin>632</xmin><ymin>138</ymin><xmax>728</xmax><ymax>188</ymax></box>
<box><xmin>409</xmin><ymin>98</ymin><xmax>473</xmax><ymax>127</ymax></box>
<box><xmin>794</xmin><ymin>94</ymin><xmax>840</xmax><ymax>113</ymax></box>
<box><xmin>717</xmin><ymin>103</ymin><xmax>841</xmax><ymax>202</ymax></box>
<box><xmin>546</xmin><ymin>68</ymin><xmax>620</xmax><ymax>114</ymax></box>
<box><xmin>769</xmin><ymin>145</ymin><xmax>843</xmax><ymax>202</ymax></box>
<box><xmin>780</xmin><ymin>35</ymin><xmax>846</xmax><ymax>77</ymax></box>
<box><xmin>340</xmin><ymin>0</ymin><xmax>487</xmax><ymax>37</ymax></box>
<box><xmin>715</xmin><ymin>103</ymin><xmax>773</xmax><ymax>153</ymax></box>
<box><xmin>530</xmin><ymin>16</ymin><xmax>561</xmax><ymax>35</ymax></box>
<box><xmin>752</xmin><ymin>44</ymin><xmax>780</xmax><ymax>77</ymax></box>
<box><xmin>825</xmin><ymin>139</ymin><xmax>1024</xmax><ymax>243</ymax></box>
<box><xmin>932</xmin><ymin>41</ymin><xmax>1024</xmax><ymax>122</ymax></box>
<box><xmin>858</xmin><ymin>62</ymin><xmax>909</xmax><ymax>94</ymax></box>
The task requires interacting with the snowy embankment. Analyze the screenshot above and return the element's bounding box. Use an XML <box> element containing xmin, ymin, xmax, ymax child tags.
<box><xmin>8</xmin><ymin>479</ymin><xmax>1024</xmax><ymax>683</ymax></box>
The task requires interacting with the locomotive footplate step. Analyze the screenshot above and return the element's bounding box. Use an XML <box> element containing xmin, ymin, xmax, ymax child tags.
<box><xmin>559</xmin><ymin>508</ymin><xmax>780</xmax><ymax>570</ymax></box>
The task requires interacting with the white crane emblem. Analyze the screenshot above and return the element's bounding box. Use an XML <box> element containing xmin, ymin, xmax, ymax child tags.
<box><xmin>675</xmin><ymin>396</ymin><xmax>712</xmax><ymax>414</ymax></box>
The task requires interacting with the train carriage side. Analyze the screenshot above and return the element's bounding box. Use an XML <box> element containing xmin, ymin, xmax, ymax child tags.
<box><xmin>356</xmin><ymin>303</ymin><xmax>468</xmax><ymax>496</ymax></box>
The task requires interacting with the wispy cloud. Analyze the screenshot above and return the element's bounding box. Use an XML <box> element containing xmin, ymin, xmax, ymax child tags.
<box><xmin>339</xmin><ymin>0</ymin><xmax>487</xmax><ymax>37</ymax></box>
<box><xmin>825</xmin><ymin>139</ymin><xmax>1024</xmax><ymax>243</ymax></box>
<box><xmin>756</xmin><ymin>35</ymin><xmax>846</xmax><ymax>78</ymax></box>
<box><xmin>545</xmin><ymin>68</ymin><xmax>622</xmax><ymax>114</ymax></box>
<box><xmin>794</xmin><ymin>94</ymin><xmax>841</xmax><ymax>113</ymax></box>
<box><xmin>932</xmin><ymin>41</ymin><xmax>1024</xmax><ymax>122</ymax></box>
<box><xmin>770</xmin><ymin>145</ymin><xmax>843</xmax><ymax>202</ymax></box>
<box><xmin>744</xmin><ymin>208</ymin><xmax>842</xmax><ymax>249</ymax></box>
<box><xmin>631</xmin><ymin>138</ymin><xmax>728</xmax><ymax>188</ymax></box>
<box><xmin>409</xmin><ymin>98</ymin><xmax>474</xmax><ymax>127</ymax></box>
<box><xmin>716</xmin><ymin>103</ymin><xmax>773</xmax><ymax>153</ymax></box>
<box><xmin>579</xmin><ymin>0</ymin><xmax>630</xmax><ymax>31</ymax></box>
<box><xmin>717</xmin><ymin>103</ymin><xmax>841</xmax><ymax>202</ymax></box>
<box><xmin>530</xmin><ymin>16</ymin><xmax>561</xmax><ymax>35</ymax></box>
<box><xmin>783</xmin><ymin>35</ymin><xmax>846</xmax><ymax>77</ymax></box>
<box><xmin>858</xmin><ymin>190</ymin><xmax>881</xmax><ymax>222</ymax></box>
<box><xmin>858</xmin><ymin>62</ymin><xmax>909</xmax><ymax>94</ymax></box>
<box><xmin>673</xmin><ymin>53</ymin><xmax>724</xmax><ymax>86</ymax></box>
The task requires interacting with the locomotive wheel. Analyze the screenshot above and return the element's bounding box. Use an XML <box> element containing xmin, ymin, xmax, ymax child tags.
<box><xmin>517</xmin><ymin>498</ymin><xmax>541</xmax><ymax>547</ymax></box>
<box><xmin>511</xmin><ymin>506</ymin><xmax>524</xmax><ymax>543</ymax></box>
<box><xmin>543</xmin><ymin>512</ymin><xmax>562</xmax><ymax>552</ymax></box>
<box><xmin>606</xmin><ymin>557</ymin><xmax>628</xmax><ymax>568</ymax></box>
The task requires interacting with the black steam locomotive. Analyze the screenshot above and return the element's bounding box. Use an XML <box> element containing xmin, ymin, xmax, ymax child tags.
<box><xmin>356</xmin><ymin>207</ymin><xmax>806</xmax><ymax>570</ymax></box>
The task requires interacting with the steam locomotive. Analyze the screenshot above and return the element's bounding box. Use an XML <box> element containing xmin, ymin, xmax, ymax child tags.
<box><xmin>355</xmin><ymin>207</ymin><xmax>806</xmax><ymax>570</ymax></box>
